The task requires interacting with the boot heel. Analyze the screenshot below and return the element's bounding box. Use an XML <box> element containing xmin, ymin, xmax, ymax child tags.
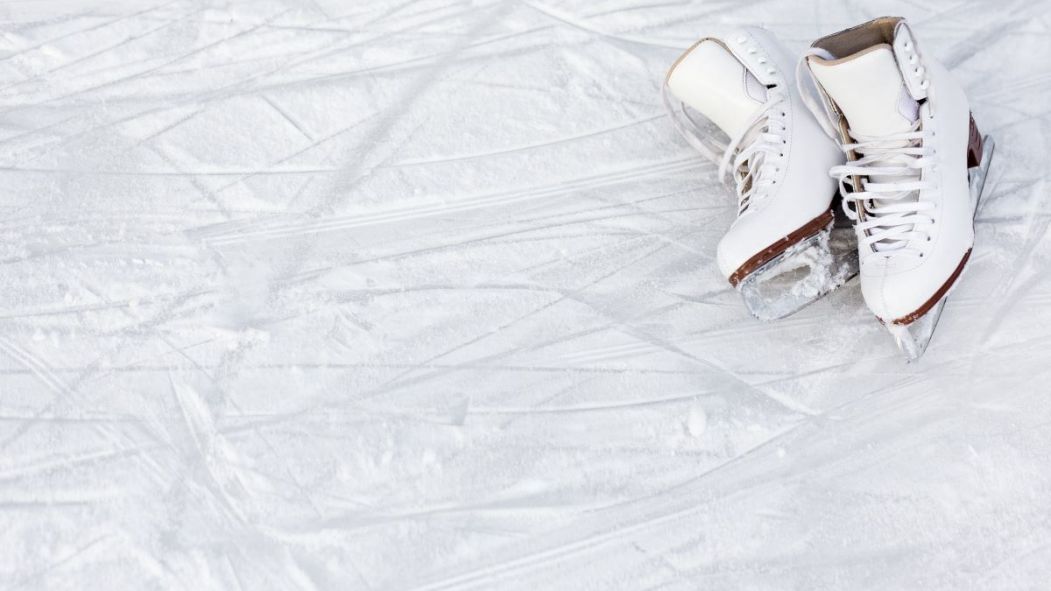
<box><xmin>966</xmin><ymin>114</ymin><xmax>984</xmax><ymax>168</ymax></box>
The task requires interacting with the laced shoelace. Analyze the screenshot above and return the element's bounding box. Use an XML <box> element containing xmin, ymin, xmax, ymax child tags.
<box><xmin>829</xmin><ymin>122</ymin><xmax>937</xmax><ymax>257</ymax></box>
<box><xmin>795</xmin><ymin>47</ymin><xmax>938</xmax><ymax>259</ymax></box>
<box><xmin>662</xmin><ymin>84</ymin><xmax>788</xmax><ymax>216</ymax></box>
<box><xmin>719</xmin><ymin>96</ymin><xmax>788</xmax><ymax>215</ymax></box>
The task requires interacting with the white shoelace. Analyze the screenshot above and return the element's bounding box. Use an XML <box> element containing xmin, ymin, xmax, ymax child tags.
<box><xmin>662</xmin><ymin>84</ymin><xmax>788</xmax><ymax>216</ymax></box>
<box><xmin>719</xmin><ymin>97</ymin><xmax>787</xmax><ymax>215</ymax></box>
<box><xmin>829</xmin><ymin>123</ymin><xmax>936</xmax><ymax>256</ymax></box>
<box><xmin>795</xmin><ymin>48</ymin><xmax>937</xmax><ymax>258</ymax></box>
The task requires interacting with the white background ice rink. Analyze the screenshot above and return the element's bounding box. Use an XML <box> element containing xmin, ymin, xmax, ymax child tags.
<box><xmin>1</xmin><ymin>1</ymin><xmax>1049</xmax><ymax>588</ymax></box>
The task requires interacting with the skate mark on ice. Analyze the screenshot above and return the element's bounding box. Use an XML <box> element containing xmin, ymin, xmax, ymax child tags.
<box><xmin>388</xmin><ymin>113</ymin><xmax>666</xmax><ymax>166</ymax></box>
<box><xmin>409</xmin><ymin>375</ymin><xmax>946</xmax><ymax>590</ymax></box>
<box><xmin>0</xmin><ymin>336</ymin><xmax>81</xmax><ymax>451</ymax></box>
<box><xmin>522</xmin><ymin>1</ymin><xmax>683</xmax><ymax>48</ymax></box>
<box><xmin>0</xmin><ymin>8</ymin><xmax>299</xmax><ymax>115</ymax></box>
<box><xmin>219</xmin><ymin>240</ymin><xmax>680</xmax><ymax>435</ymax></box>
<box><xmin>0</xmin><ymin>0</ymin><xmax>178</xmax><ymax>69</ymax></box>
<box><xmin>975</xmin><ymin>214</ymin><xmax>1051</xmax><ymax>347</ymax></box>
<box><xmin>0</xmin><ymin>12</ymin><xmax>201</xmax><ymax>96</ymax></box>
<box><xmin>3</xmin><ymin>534</ymin><xmax>112</xmax><ymax>591</ymax></box>
<box><xmin>190</xmin><ymin>158</ymin><xmax>703</xmax><ymax>246</ymax></box>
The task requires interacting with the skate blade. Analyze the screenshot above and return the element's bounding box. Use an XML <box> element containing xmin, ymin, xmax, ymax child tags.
<box><xmin>887</xmin><ymin>134</ymin><xmax>995</xmax><ymax>362</ymax></box>
<box><xmin>887</xmin><ymin>298</ymin><xmax>946</xmax><ymax>362</ymax></box>
<box><xmin>660</xmin><ymin>83</ymin><xmax>728</xmax><ymax>166</ymax></box>
<box><xmin>738</xmin><ymin>224</ymin><xmax>859</xmax><ymax>321</ymax></box>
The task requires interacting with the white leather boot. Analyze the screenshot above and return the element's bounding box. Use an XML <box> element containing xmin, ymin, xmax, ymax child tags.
<box><xmin>798</xmin><ymin>17</ymin><xmax>995</xmax><ymax>360</ymax></box>
<box><xmin>662</xmin><ymin>28</ymin><xmax>856</xmax><ymax>321</ymax></box>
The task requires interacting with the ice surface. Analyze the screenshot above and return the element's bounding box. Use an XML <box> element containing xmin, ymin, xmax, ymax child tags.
<box><xmin>0</xmin><ymin>2</ymin><xmax>1049</xmax><ymax>590</ymax></box>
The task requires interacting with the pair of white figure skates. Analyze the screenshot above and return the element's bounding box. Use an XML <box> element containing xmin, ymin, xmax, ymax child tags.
<box><xmin>662</xmin><ymin>17</ymin><xmax>994</xmax><ymax>361</ymax></box>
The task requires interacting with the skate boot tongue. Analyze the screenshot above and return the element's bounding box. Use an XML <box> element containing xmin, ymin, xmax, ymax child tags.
<box><xmin>808</xmin><ymin>44</ymin><xmax>918</xmax><ymax>137</ymax></box>
<box><xmin>667</xmin><ymin>40</ymin><xmax>768</xmax><ymax>138</ymax></box>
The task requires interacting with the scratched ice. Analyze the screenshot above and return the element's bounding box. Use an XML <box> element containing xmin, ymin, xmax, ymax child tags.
<box><xmin>0</xmin><ymin>1</ymin><xmax>1049</xmax><ymax>589</ymax></box>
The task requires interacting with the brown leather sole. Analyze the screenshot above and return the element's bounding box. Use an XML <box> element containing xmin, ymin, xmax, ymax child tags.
<box><xmin>883</xmin><ymin>114</ymin><xmax>986</xmax><ymax>326</ymax></box>
<box><xmin>728</xmin><ymin>209</ymin><xmax>835</xmax><ymax>287</ymax></box>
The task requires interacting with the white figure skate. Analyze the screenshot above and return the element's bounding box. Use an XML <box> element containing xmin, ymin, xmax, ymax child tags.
<box><xmin>798</xmin><ymin>17</ymin><xmax>995</xmax><ymax>361</ymax></box>
<box><xmin>662</xmin><ymin>28</ymin><xmax>858</xmax><ymax>321</ymax></box>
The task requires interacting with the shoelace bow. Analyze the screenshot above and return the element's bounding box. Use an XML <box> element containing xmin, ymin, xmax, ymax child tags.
<box><xmin>829</xmin><ymin>120</ymin><xmax>937</xmax><ymax>257</ymax></box>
